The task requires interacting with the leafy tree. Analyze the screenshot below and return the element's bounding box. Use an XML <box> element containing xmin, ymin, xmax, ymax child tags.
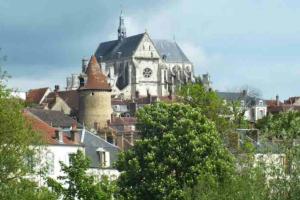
<box><xmin>116</xmin><ymin>103</ymin><xmax>234</xmax><ymax>200</ymax></box>
<box><xmin>177</xmin><ymin>83</ymin><xmax>248</xmax><ymax>136</ymax></box>
<box><xmin>0</xmin><ymin>66</ymin><xmax>56</xmax><ymax>199</ymax></box>
<box><xmin>257</xmin><ymin>111</ymin><xmax>300</xmax><ymax>199</ymax></box>
<box><xmin>47</xmin><ymin>150</ymin><xmax>116</xmax><ymax>200</ymax></box>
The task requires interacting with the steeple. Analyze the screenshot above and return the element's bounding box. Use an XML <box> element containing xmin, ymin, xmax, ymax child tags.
<box><xmin>118</xmin><ymin>10</ymin><xmax>126</xmax><ymax>41</ymax></box>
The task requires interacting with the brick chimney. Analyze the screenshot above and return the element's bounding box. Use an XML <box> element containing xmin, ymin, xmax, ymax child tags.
<box><xmin>276</xmin><ymin>94</ymin><xmax>279</xmax><ymax>106</ymax></box>
<box><xmin>55</xmin><ymin>128</ymin><xmax>64</xmax><ymax>143</ymax></box>
<box><xmin>54</xmin><ymin>85</ymin><xmax>60</xmax><ymax>92</ymax></box>
<box><xmin>70</xmin><ymin>122</ymin><xmax>80</xmax><ymax>143</ymax></box>
<box><xmin>242</xmin><ymin>90</ymin><xmax>247</xmax><ymax>97</ymax></box>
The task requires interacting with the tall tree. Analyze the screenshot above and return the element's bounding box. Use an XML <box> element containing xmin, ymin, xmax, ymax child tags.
<box><xmin>0</xmin><ymin>64</ymin><xmax>56</xmax><ymax>199</ymax></box>
<box><xmin>116</xmin><ymin>103</ymin><xmax>234</xmax><ymax>200</ymax></box>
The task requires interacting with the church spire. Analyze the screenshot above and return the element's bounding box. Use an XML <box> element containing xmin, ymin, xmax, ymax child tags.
<box><xmin>118</xmin><ymin>10</ymin><xmax>126</xmax><ymax>41</ymax></box>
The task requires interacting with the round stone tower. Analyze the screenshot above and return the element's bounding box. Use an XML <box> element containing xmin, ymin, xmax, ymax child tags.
<box><xmin>78</xmin><ymin>55</ymin><xmax>112</xmax><ymax>130</ymax></box>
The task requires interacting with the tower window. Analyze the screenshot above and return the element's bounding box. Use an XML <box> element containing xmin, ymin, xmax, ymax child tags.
<box><xmin>79</xmin><ymin>77</ymin><xmax>84</xmax><ymax>87</ymax></box>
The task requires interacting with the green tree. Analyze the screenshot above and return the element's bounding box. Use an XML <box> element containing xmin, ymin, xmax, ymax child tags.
<box><xmin>258</xmin><ymin>111</ymin><xmax>300</xmax><ymax>199</ymax></box>
<box><xmin>0</xmin><ymin>66</ymin><xmax>56</xmax><ymax>199</ymax></box>
<box><xmin>47</xmin><ymin>150</ymin><xmax>116</xmax><ymax>200</ymax></box>
<box><xmin>177</xmin><ymin>83</ymin><xmax>248</xmax><ymax>136</ymax></box>
<box><xmin>116</xmin><ymin>103</ymin><xmax>234</xmax><ymax>200</ymax></box>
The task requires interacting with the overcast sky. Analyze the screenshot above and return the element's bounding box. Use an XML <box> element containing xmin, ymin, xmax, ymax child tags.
<box><xmin>1</xmin><ymin>0</ymin><xmax>299</xmax><ymax>100</ymax></box>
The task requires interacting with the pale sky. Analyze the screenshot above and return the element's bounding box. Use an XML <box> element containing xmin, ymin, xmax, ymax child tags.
<box><xmin>1</xmin><ymin>0</ymin><xmax>299</xmax><ymax>100</ymax></box>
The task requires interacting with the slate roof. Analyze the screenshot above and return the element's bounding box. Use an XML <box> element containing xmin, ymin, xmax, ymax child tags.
<box><xmin>83</xmin><ymin>130</ymin><xmax>120</xmax><ymax>168</ymax></box>
<box><xmin>94</xmin><ymin>33</ymin><xmax>191</xmax><ymax>64</ymax></box>
<box><xmin>79</xmin><ymin>56</ymin><xmax>111</xmax><ymax>91</ymax></box>
<box><xmin>24</xmin><ymin>111</ymin><xmax>80</xmax><ymax>145</ymax></box>
<box><xmin>216</xmin><ymin>91</ymin><xmax>265</xmax><ymax>107</ymax></box>
<box><xmin>152</xmin><ymin>39</ymin><xmax>191</xmax><ymax>63</ymax></box>
<box><xmin>26</xmin><ymin>87</ymin><xmax>49</xmax><ymax>104</ymax></box>
<box><xmin>95</xmin><ymin>33</ymin><xmax>145</xmax><ymax>61</ymax></box>
<box><xmin>26</xmin><ymin>108</ymin><xmax>82</xmax><ymax>129</ymax></box>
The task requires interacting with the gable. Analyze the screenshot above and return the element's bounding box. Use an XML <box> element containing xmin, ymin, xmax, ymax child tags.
<box><xmin>133</xmin><ymin>33</ymin><xmax>160</xmax><ymax>59</ymax></box>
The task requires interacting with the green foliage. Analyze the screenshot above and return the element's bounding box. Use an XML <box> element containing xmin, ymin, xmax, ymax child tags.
<box><xmin>177</xmin><ymin>83</ymin><xmax>248</xmax><ymax>135</ymax></box>
<box><xmin>47</xmin><ymin>150</ymin><xmax>116</xmax><ymax>200</ymax></box>
<box><xmin>116</xmin><ymin>103</ymin><xmax>234</xmax><ymax>200</ymax></box>
<box><xmin>257</xmin><ymin>111</ymin><xmax>300</xmax><ymax>199</ymax></box>
<box><xmin>0</xmin><ymin>68</ymin><xmax>55</xmax><ymax>199</ymax></box>
<box><xmin>258</xmin><ymin>111</ymin><xmax>300</xmax><ymax>140</ymax></box>
<box><xmin>184</xmin><ymin>165</ymin><xmax>268</xmax><ymax>200</ymax></box>
<box><xmin>0</xmin><ymin>179</ymin><xmax>57</xmax><ymax>200</ymax></box>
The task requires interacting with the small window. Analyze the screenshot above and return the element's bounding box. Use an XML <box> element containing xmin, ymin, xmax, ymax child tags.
<box><xmin>149</xmin><ymin>46</ymin><xmax>151</xmax><ymax>50</ymax></box>
<box><xmin>46</xmin><ymin>152</ymin><xmax>55</xmax><ymax>174</ymax></box>
<box><xmin>91</xmin><ymin>92</ymin><xmax>95</xmax><ymax>96</ymax></box>
<box><xmin>25</xmin><ymin>154</ymin><xmax>35</xmax><ymax>173</ymax></box>
<box><xmin>68</xmin><ymin>153</ymin><xmax>76</xmax><ymax>166</ymax></box>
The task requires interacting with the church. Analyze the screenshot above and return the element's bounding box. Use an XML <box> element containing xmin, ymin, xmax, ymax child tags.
<box><xmin>66</xmin><ymin>12</ymin><xmax>194</xmax><ymax>99</ymax></box>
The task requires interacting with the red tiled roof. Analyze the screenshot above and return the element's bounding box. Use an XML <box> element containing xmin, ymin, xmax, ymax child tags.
<box><xmin>79</xmin><ymin>56</ymin><xmax>111</xmax><ymax>91</ymax></box>
<box><xmin>268</xmin><ymin>105</ymin><xmax>300</xmax><ymax>114</ymax></box>
<box><xmin>265</xmin><ymin>100</ymin><xmax>283</xmax><ymax>107</ymax></box>
<box><xmin>26</xmin><ymin>87</ymin><xmax>49</xmax><ymax>104</ymax></box>
<box><xmin>24</xmin><ymin>111</ymin><xmax>79</xmax><ymax>145</ymax></box>
<box><xmin>159</xmin><ymin>96</ymin><xmax>177</xmax><ymax>103</ymax></box>
<box><xmin>284</xmin><ymin>96</ymin><xmax>300</xmax><ymax>105</ymax></box>
<box><xmin>110</xmin><ymin>117</ymin><xmax>137</xmax><ymax>125</ymax></box>
<box><xmin>111</xmin><ymin>99</ymin><xmax>131</xmax><ymax>105</ymax></box>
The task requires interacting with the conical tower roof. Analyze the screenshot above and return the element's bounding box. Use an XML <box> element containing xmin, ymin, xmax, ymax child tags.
<box><xmin>79</xmin><ymin>56</ymin><xmax>111</xmax><ymax>91</ymax></box>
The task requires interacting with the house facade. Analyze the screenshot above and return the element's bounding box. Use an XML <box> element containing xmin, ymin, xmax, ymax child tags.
<box><xmin>217</xmin><ymin>90</ymin><xmax>267</xmax><ymax>122</ymax></box>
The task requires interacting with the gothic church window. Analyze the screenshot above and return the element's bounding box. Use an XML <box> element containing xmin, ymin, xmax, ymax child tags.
<box><xmin>143</xmin><ymin>68</ymin><xmax>152</xmax><ymax>78</ymax></box>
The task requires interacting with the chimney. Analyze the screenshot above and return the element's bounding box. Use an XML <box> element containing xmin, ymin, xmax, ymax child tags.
<box><xmin>70</xmin><ymin>122</ymin><xmax>80</xmax><ymax>143</ymax></box>
<box><xmin>82</xmin><ymin>58</ymin><xmax>88</xmax><ymax>73</ymax></box>
<box><xmin>135</xmin><ymin>91</ymin><xmax>139</xmax><ymax>99</ymax></box>
<box><xmin>276</xmin><ymin>95</ymin><xmax>279</xmax><ymax>106</ymax></box>
<box><xmin>71</xmin><ymin>74</ymin><xmax>79</xmax><ymax>89</ymax></box>
<box><xmin>242</xmin><ymin>90</ymin><xmax>247</xmax><ymax>97</ymax></box>
<box><xmin>55</xmin><ymin>128</ymin><xmax>64</xmax><ymax>143</ymax></box>
<box><xmin>147</xmin><ymin>90</ymin><xmax>151</xmax><ymax>103</ymax></box>
<box><xmin>54</xmin><ymin>85</ymin><xmax>60</xmax><ymax>92</ymax></box>
<box><xmin>66</xmin><ymin>77</ymin><xmax>72</xmax><ymax>90</ymax></box>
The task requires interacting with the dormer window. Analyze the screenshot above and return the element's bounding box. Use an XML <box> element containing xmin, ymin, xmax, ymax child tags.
<box><xmin>96</xmin><ymin>148</ymin><xmax>110</xmax><ymax>168</ymax></box>
<box><xmin>241</xmin><ymin>100</ymin><xmax>245</xmax><ymax>107</ymax></box>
